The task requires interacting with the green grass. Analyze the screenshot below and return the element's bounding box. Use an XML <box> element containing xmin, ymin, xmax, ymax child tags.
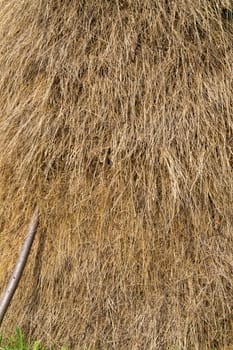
<box><xmin>0</xmin><ymin>329</ymin><xmax>222</xmax><ymax>350</ymax></box>
<box><xmin>0</xmin><ymin>328</ymin><xmax>66</xmax><ymax>350</ymax></box>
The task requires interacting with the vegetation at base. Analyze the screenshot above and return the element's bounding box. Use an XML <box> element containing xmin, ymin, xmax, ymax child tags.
<box><xmin>0</xmin><ymin>328</ymin><xmax>66</xmax><ymax>350</ymax></box>
<box><xmin>1</xmin><ymin>328</ymin><xmax>43</xmax><ymax>350</ymax></box>
<box><xmin>0</xmin><ymin>328</ymin><xmax>222</xmax><ymax>350</ymax></box>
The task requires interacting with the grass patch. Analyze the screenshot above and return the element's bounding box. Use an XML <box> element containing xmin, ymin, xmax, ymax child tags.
<box><xmin>0</xmin><ymin>328</ymin><xmax>66</xmax><ymax>350</ymax></box>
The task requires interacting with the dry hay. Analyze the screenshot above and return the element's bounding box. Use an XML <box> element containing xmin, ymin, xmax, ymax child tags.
<box><xmin>0</xmin><ymin>0</ymin><xmax>233</xmax><ymax>349</ymax></box>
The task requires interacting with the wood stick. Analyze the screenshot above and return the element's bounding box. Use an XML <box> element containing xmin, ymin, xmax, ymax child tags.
<box><xmin>0</xmin><ymin>210</ymin><xmax>39</xmax><ymax>326</ymax></box>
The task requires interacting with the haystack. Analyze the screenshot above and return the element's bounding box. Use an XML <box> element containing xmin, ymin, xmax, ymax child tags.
<box><xmin>0</xmin><ymin>1</ymin><xmax>232</xmax><ymax>349</ymax></box>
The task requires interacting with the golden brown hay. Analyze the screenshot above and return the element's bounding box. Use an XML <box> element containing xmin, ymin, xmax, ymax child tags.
<box><xmin>0</xmin><ymin>0</ymin><xmax>233</xmax><ymax>349</ymax></box>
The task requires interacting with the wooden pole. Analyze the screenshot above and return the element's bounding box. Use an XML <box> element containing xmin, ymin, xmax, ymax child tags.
<box><xmin>0</xmin><ymin>210</ymin><xmax>39</xmax><ymax>326</ymax></box>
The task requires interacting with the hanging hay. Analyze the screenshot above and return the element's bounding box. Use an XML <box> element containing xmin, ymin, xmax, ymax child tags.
<box><xmin>0</xmin><ymin>0</ymin><xmax>232</xmax><ymax>349</ymax></box>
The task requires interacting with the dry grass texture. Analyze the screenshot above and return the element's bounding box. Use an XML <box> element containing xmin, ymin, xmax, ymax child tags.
<box><xmin>0</xmin><ymin>0</ymin><xmax>233</xmax><ymax>349</ymax></box>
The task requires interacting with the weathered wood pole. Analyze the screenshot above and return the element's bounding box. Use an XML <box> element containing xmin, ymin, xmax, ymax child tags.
<box><xmin>0</xmin><ymin>210</ymin><xmax>39</xmax><ymax>326</ymax></box>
